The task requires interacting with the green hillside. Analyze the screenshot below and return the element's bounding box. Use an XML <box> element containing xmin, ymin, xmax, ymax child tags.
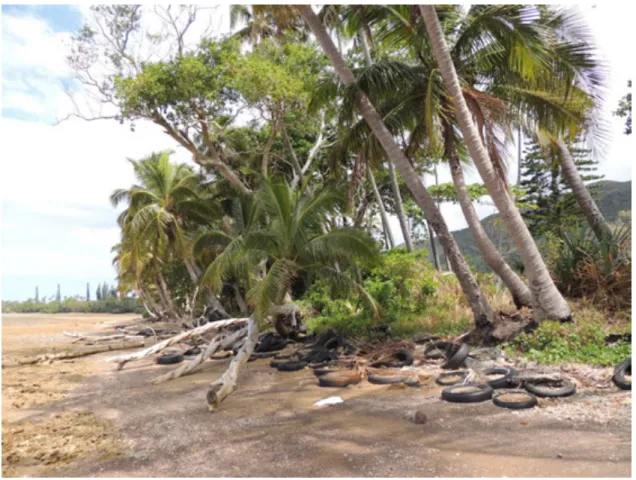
<box><xmin>421</xmin><ymin>180</ymin><xmax>631</xmax><ymax>272</ymax></box>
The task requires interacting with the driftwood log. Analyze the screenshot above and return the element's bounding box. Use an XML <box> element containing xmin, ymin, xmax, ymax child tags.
<box><xmin>206</xmin><ymin>316</ymin><xmax>259</xmax><ymax>411</ymax></box>
<box><xmin>106</xmin><ymin>317</ymin><xmax>248</xmax><ymax>370</ymax></box>
<box><xmin>18</xmin><ymin>340</ymin><xmax>147</xmax><ymax>365</ymax></box>
<box><xmin>151</xmin><ymin>327</ymin><xmax>248</xmax><ymax>384</ymax></box>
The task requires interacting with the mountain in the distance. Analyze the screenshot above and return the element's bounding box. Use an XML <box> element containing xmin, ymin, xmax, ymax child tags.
<box><xmin>419</xmin><ymin>180</ymin><xmax>631</xmax><ymax>272</ymax></box>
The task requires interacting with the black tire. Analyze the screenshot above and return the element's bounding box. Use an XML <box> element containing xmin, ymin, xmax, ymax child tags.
<box><xmin>156</xmin><ymin>353</ymin><xmax>184</xmax><ymax>365</ymax></box>
<box><xmin>394</xmin><ymin>349</ymin><xmax>414</xmax><ymax>366</ymax></box>
<box><xmin>276</xmin><ymin>361</ymin><xmax>308</xmax><ymax>372</ymax></box>
<box><xmin>248</xmin><ymin>352</ymin><xmax>276</xmax><ymax>362</ymax></box>
<box><xmin>436</xmin><ymin>371</ymin><xmax>469</xmax><ymax>386</ymax></box>
<box><xmin>304</xmin><ymin>347</ymin><xmax>338</xmax><ymax>364</ymax></box>
<box><xmin>183</xmin><ymin>347</ymin><xmax>201</xmax><ymax>356</ymax></box>
<box><xmin>424</xmin><ymin>341</ymin><xmax>451</xmax><ymax>359</ymax></box>
<box><xmin>483</xmin><ymin>366</ymin><xmax>518</xmax><ymax>389</ymax></box>
<box><xmin>274</xmin><ymin>353</ymin><xmax>292</xmax><ymax>360</ymax></box>
<box><xmin>313</xmin><ymin>367</ymin><xmax>342</xmax><ymax>377</ymax></box>
<box><xmin>493</xmin><ymin>390</ymin><xmax>538</xmax><ymax>410</ymax></box>
<box><xmin>442</xmin><ymin>343</ymin><xmax>470</xmax><ymax>370</ymax></box>
<box><xmin>612</xmin><ymin>358</ymin><xmax>631</xmax><ymax>390</ymax></box>
<box><xmin>524</xmin><ymin>378</ymin><xmax>576</xmax><ymax>398</ymax></box>
<box><xmin>324</xmin><ymin>336</ymin><xmax>344</xmax><ymax>350</ymax></box>
<box><xmin>441</xmin><ymin>384</ymin><xmax>493</xmax><ymax>403</ymax></box>
<box><xmin>368</xmin><ymin>373</ymin><xmax>407</xmax><ymax>385</ymax></box>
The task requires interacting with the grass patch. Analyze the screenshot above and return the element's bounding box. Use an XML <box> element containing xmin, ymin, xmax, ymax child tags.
<box><xmin>504</xmin><ymin>302</ymin><xmax>631</xmax><ymax>366</ymax></box>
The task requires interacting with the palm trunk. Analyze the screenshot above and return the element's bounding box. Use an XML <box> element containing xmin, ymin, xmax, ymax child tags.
<box><xmin>360</xmin><ymin>26</ymin><xmax>413</xmax><ymax>252</ymax></box>
<box><xmin>446</xmin><ymin>129</ymin><xmax>533</xmax><ymax>309</ymax></box>
<box><xmin>367</xmin><ymin>166</ymin><xmax>395</xmax><ymax>249</ymax></box>
<box><xmin>434</xmin><ymin>165</ymin><xmax>451</xmax><ymax>271</ymax></box>
<box><xmin>156</xmin><ymin>272</ymin><xmax>177</xmax><ymax>316</ymax></box>
<box><xmin>421</xmin><ymin>5</ymin><xmax>571</xmax><ymax>322</ymax></box>
<box><xmin>388</xmin><ymin>160</ymin><xmax>414</xmax><ymax>251</ymax></box>
<box><xmin>184</xmin><ymin>256</ymin><xmax>231</xmax><ymax>319</ymax></box>
<box><xmin>557</xmin><ymin>138</ymin><xmax>612</xmax><ymax>241</ymax></box>
<box><xmin>300</xmin><ymin>6</ymin><xmax>496</xmax><ymax>335</ymax></box>
<box><xmin>421</xmin><ymin>173</ymin><xmax>441</xmax><ymax>270</ymax></box>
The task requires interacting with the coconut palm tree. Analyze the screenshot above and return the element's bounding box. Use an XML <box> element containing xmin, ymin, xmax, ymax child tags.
<box><xmin>420</xmin><ymin>4</ymin><xmax>571</xmax><ymax>322</ymax></box>
<box><xmin>111</xmin><ymin>150</ymin><xmax>230</xmax><ymax>318</ymax></box>
<box><xmin>298</xmin><ymin>5</ymin><xmax>497</xmax><ymax>336</ymax></box>
<box><xmin>200</xmin><ymin>177</ymin><xmax>380</xmax><ymax>336</ymax></box>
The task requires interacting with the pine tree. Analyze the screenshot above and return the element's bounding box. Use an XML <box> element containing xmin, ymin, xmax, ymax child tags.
<box><xmin>101</xmin><ymin>283</ymin><xmax>109</xmax><ymax>301</ymax></box>
<box><xmin>86</xmin><ymin>283</ymin><xmax>91</xmax><ymax>301</ymax></box>
<box><xmin>35</xmin><ymin>286</ymin><xmax>39</xmax><ymax>303</ymax></box>
<box><xmin>520</xmin><ymin>136</ymin><xmax>603</xmax><ymax>236</ymax></box>
<box><xmin>55</xmin><ymin>284</ymin><xmax>61</xmax><ymax>302</ymax></box>
<box><xmin>96</xmin><ymin>285</ymin><xmax>102</xmax><ymax>301</ymax></box>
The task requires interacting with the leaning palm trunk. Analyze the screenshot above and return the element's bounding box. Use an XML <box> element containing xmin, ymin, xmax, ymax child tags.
<box><xmin>557</xmin><ymin>138</ymin><xmax>612</xmax><ymax>241</ymax></box>
<box><xmin>446</xmin><ymin>134</ymin><xmax>533</xmax><ymax>309</ymax></box>
<box><xmin>300</xmin><ymin>6</ymin><xmax>496</xmax><ymax>335</ymax></box>
<box><xmin>434</xmin><ymin>166</ymin><xmax>452</xmax><ymax>271</ymax></box>
<box><xmin>367</xmin><ymin>166</ymin><xmax>396</xmax><ymax>249</ymax></box>
<box><xmin>156</xmin><ymin>272</ymin><xmax>177</xmax><ymax>316</ymax></box>
<box><xmin>184</xmin><ymin>256</ymin><xmax>231</xmax><ymax>320</ymax></box>
<box><xmin>421</xmin><ymin>5</ymin><xmax>571</xmax><ymax>322</ymax></box>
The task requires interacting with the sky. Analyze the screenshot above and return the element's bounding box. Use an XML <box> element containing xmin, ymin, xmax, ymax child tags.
<box><xmin>0</xmin><ymin>4</ymin><xmax>633</xmax><ymax>301</ymax></box>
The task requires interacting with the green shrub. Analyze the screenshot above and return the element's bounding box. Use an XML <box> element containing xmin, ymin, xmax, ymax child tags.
<box><xmin>506</xmin><ymin>320</ymin><xmax>631</xmax><ymax>367</ymax></box>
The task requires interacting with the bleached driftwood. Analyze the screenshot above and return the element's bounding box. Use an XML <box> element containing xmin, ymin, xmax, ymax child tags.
<box><xmin>106</xmin><ymin>317</ymin><xmax>248</xmax><ymax>370</ymax></box>
<box><xmin>206</xmin><ymin>316</ymin><xmax>259</xmax><ymax>411</ymax></box>
<box><xmin>64</xmin><ymin>332</ymin><xmax>146</xmax><ymax>344</ymax></box>
<box><xmin>151</xmin><ymin>327</ymin><xmax>248</xmax><ymax>384</ymax></box>
<box><xmin>19</xmin><ymin>340</ymin><xmax>147</xmax><ymax>365</ymax></box>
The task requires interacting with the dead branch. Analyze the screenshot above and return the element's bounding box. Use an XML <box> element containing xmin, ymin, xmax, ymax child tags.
<box><xmin>106</xmin><ymin>317</ymin><xmax>248</xmax><ymax>370</ymax></box>
<box><xmin>19</xmin><ymin>340</ymin><xmax>147</xmax><ymax>365</ymax></box>
<box><xmin>151</xmin><ymin>327</ymin><xmax>248</xmax><ymax>384</ymax></box>
<box><xmin>206</xmin><ymin>316</ymin><xmax>259</xmax><ymax>411</ymax></box>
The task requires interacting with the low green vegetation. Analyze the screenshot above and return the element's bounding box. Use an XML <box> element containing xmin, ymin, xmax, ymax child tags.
<box><xmin>1</xmin><ymin>298</ymin><xmax>142</xmax><ymax>315</ymax></box>
<box><xmin>302</xmin><ymin>249</ymin><xmax>471</xmax><ymax>338</ymax></box>
<box><xmin>505</xmin><ymin>308</ymin><xmax>631</xmax><ymax>367</ymax></box>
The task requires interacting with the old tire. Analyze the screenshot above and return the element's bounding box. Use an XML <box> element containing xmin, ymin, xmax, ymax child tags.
<box><xmin>368</xmin><ymin>373</ymin><xmax>407</xmax><ymax>385</ymax></box>
<box><xmin>442</xmin><ymin>344</ymin><xmax>470</xmax><ymax>370</ymax></box>
<box><xmin>156</xmin><ymin>353</ymin><xmax>184</xmax><ymax>365</ymax></box>
<box><xmin>436</xmin><ymin>371</ymin><xmax>469</xmax><ymax>386</ymax></box>
<box><xmin>318</xmin><ymin>371</ymin><xmax>362</xmax><ymax>388</ymax></box>
<box><xmin>183</xmin><ymin>347</ymin><xmax>201</xmax><ymax>356</ymax></box>
<box><xmin>493</xmin><ymin>390</ymin><xmax>538</xmax><ymax>410</ymax></box>
<box><xmin>524</xmin><ymin>378</ymin><xmax>576</xmax><ymax>398</ymax></box>
<box><xmin>276</xmin><ymin>361</ymin><xmax>308</xmax><ymax>372</ymax></box>
<box><xmin>424</xmin><ymin>341</ymin><xmax>451</xmax><ymax>359</ymax></box>
<box><xmin>612</xmin><ymin>358</ymin><xmax>631</xmax><ymax>390</ymax></box>
<box><xmin>483</xmin><ymin>366</ymin><xmax>518</xmax><ymax>389</ymax></box>
<box><xmin>248</xmin><ymin>351</ymin><xmax>276</xmax><ymax>362</ymax></box>
<box><xmin>441</xmin><ymin>384</ymin><xmax>493</xmax><ymax>403</ymax></box>
<box><xmin>324</xmin><ymin>336</ymin><xmax>345</xmax><ymax>350</ymax></box>
<box><xmin>394</xmin><ymin>349</ymin><xmax>414</xmax><ymax>366</ymax></box>
<box><xmin>442</xmin><ymin>383</ymin><xmax>493</xmax><ymax>403</ymax></box>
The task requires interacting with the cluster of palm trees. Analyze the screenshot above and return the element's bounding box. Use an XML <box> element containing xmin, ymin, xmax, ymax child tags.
<box><xmin>112</xmin><ymin>5</ymin><xmax>614</xmax><ymax>344</ymax></box>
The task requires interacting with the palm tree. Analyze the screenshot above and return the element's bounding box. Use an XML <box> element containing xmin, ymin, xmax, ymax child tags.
<box><xmin>200</xmin><ymin>177</ymin><xmax>380</xmax><ymax>336</ymax></box>
<box><xmin>420</xmin><ymin>5</ymin><xmax>571</xmax><ymax>322</ymax></box>
<box><xmin>298</xmin><ymin>5</ymin><xmax>497</xmax><ymax>336</ymax></box>
<box><xmin>112</xmin><ymin>151</ymin><xmax>229</xmax><ymax>318</ymax></box>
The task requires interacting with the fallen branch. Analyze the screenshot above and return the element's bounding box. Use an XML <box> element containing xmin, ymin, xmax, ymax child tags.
<box><xmin>151</xmin><ymin>327</ymin><xmax>248</xmax><ymax>384</ymax></box>
<box><xmin>206</xmin><ymin>316</ymin><xmax>259</xmax><ymax>411</ymax></box>
<box><xmin>64</xmin><ymin>332</ymin><xmax>146</xmax><ymax>344</ymax></box>
<box><xmin>106</xmin><ymin>317</ymin><xmax>248</xmax><ymax>370</ymax></box>
<box><xmin>19</xmin><ymin>340</ymin><xmax>147</xmax><ymax>365</ymax></box>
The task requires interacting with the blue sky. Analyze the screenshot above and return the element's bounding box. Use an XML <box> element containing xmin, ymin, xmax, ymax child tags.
<box><xmin>1</xmin><ymin>4</ymin><xmax>633</xmax><ymax>301</ymax></box>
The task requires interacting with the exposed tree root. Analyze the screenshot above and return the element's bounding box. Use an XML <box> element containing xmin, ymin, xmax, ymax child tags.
<box><xmin>206</xmin><ymin>316</ymin><xmax>259</xmax><ymax>411</ymax></box>
<box><xmin>19</xmin><ymin>341</ymin><xmax>147</xmax><ymax>365</ymax></box>
<box><xmin>106</xmin><ymin>317</ymin><xmax>248</xmax><ymax>370</ymax></box>
<box><xmin>151</xmin><ymin>327</ymin><xmax>248</xmax><ymax>384</ymax></box>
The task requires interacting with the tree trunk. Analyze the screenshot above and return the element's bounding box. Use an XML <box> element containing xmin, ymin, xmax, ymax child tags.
<box><xmin>557</xmin><ymin>138</ymin><xmax>612</xmax><ymax>241</ymax></box>
<box><xmin>388</xmin><ymin>136</ymin><xmax>414</xmax><ymax>251</ymax></box>
<box><xmin>262</xmin><ymin>115</ymin><xmax>279</xmax><ymax>177</ymax></box>
<box><xmin>359</xmin><ymin>24</ymin><xmax>413</xmax><ymax>252</ymax></box>
<box><xmin>420</xmin><ymin>5</ymin><xmax>571</xmax><ymax>322</ymax></box>
<box><xmin>300</xmin><ymin>6</ymin><xmax>496</xmax><ymax>336</ymax></box>
<box><xmin>184</xmin><ymin>257</ymin><xmax>231</xmax><ymax>320</ymax></box>
<box><xmin>434</xmin><ymin>165</ymin><xmax>452</xmax><ymax>271</ymax></box>
<box><xmin>367</xmin><ymin>166</ymin><xmax>395</xmax><ymax>249</ymax></box>
<box><xmin>156</xmin><ymin>272</ymin><xmax>177</xmax><ymax>316</ymax></box>
<box><xmin>206</xmin><ymin>315</ymin><xmax>259</xmax><ymax>411</ymax></box>
<box><xmin>446</xmin><ymin>130</ymin><xmax>533</xmax><ymax>309</ymax></box>
<box><xmin>281</xmin><ymin>121</ymin><xmax>303</xmax><ymax>185</ymax></box>
<box><xmin>421</xmin><ymin>173</ymin><xmax>441</xmax><ymax>270</ymax></box>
